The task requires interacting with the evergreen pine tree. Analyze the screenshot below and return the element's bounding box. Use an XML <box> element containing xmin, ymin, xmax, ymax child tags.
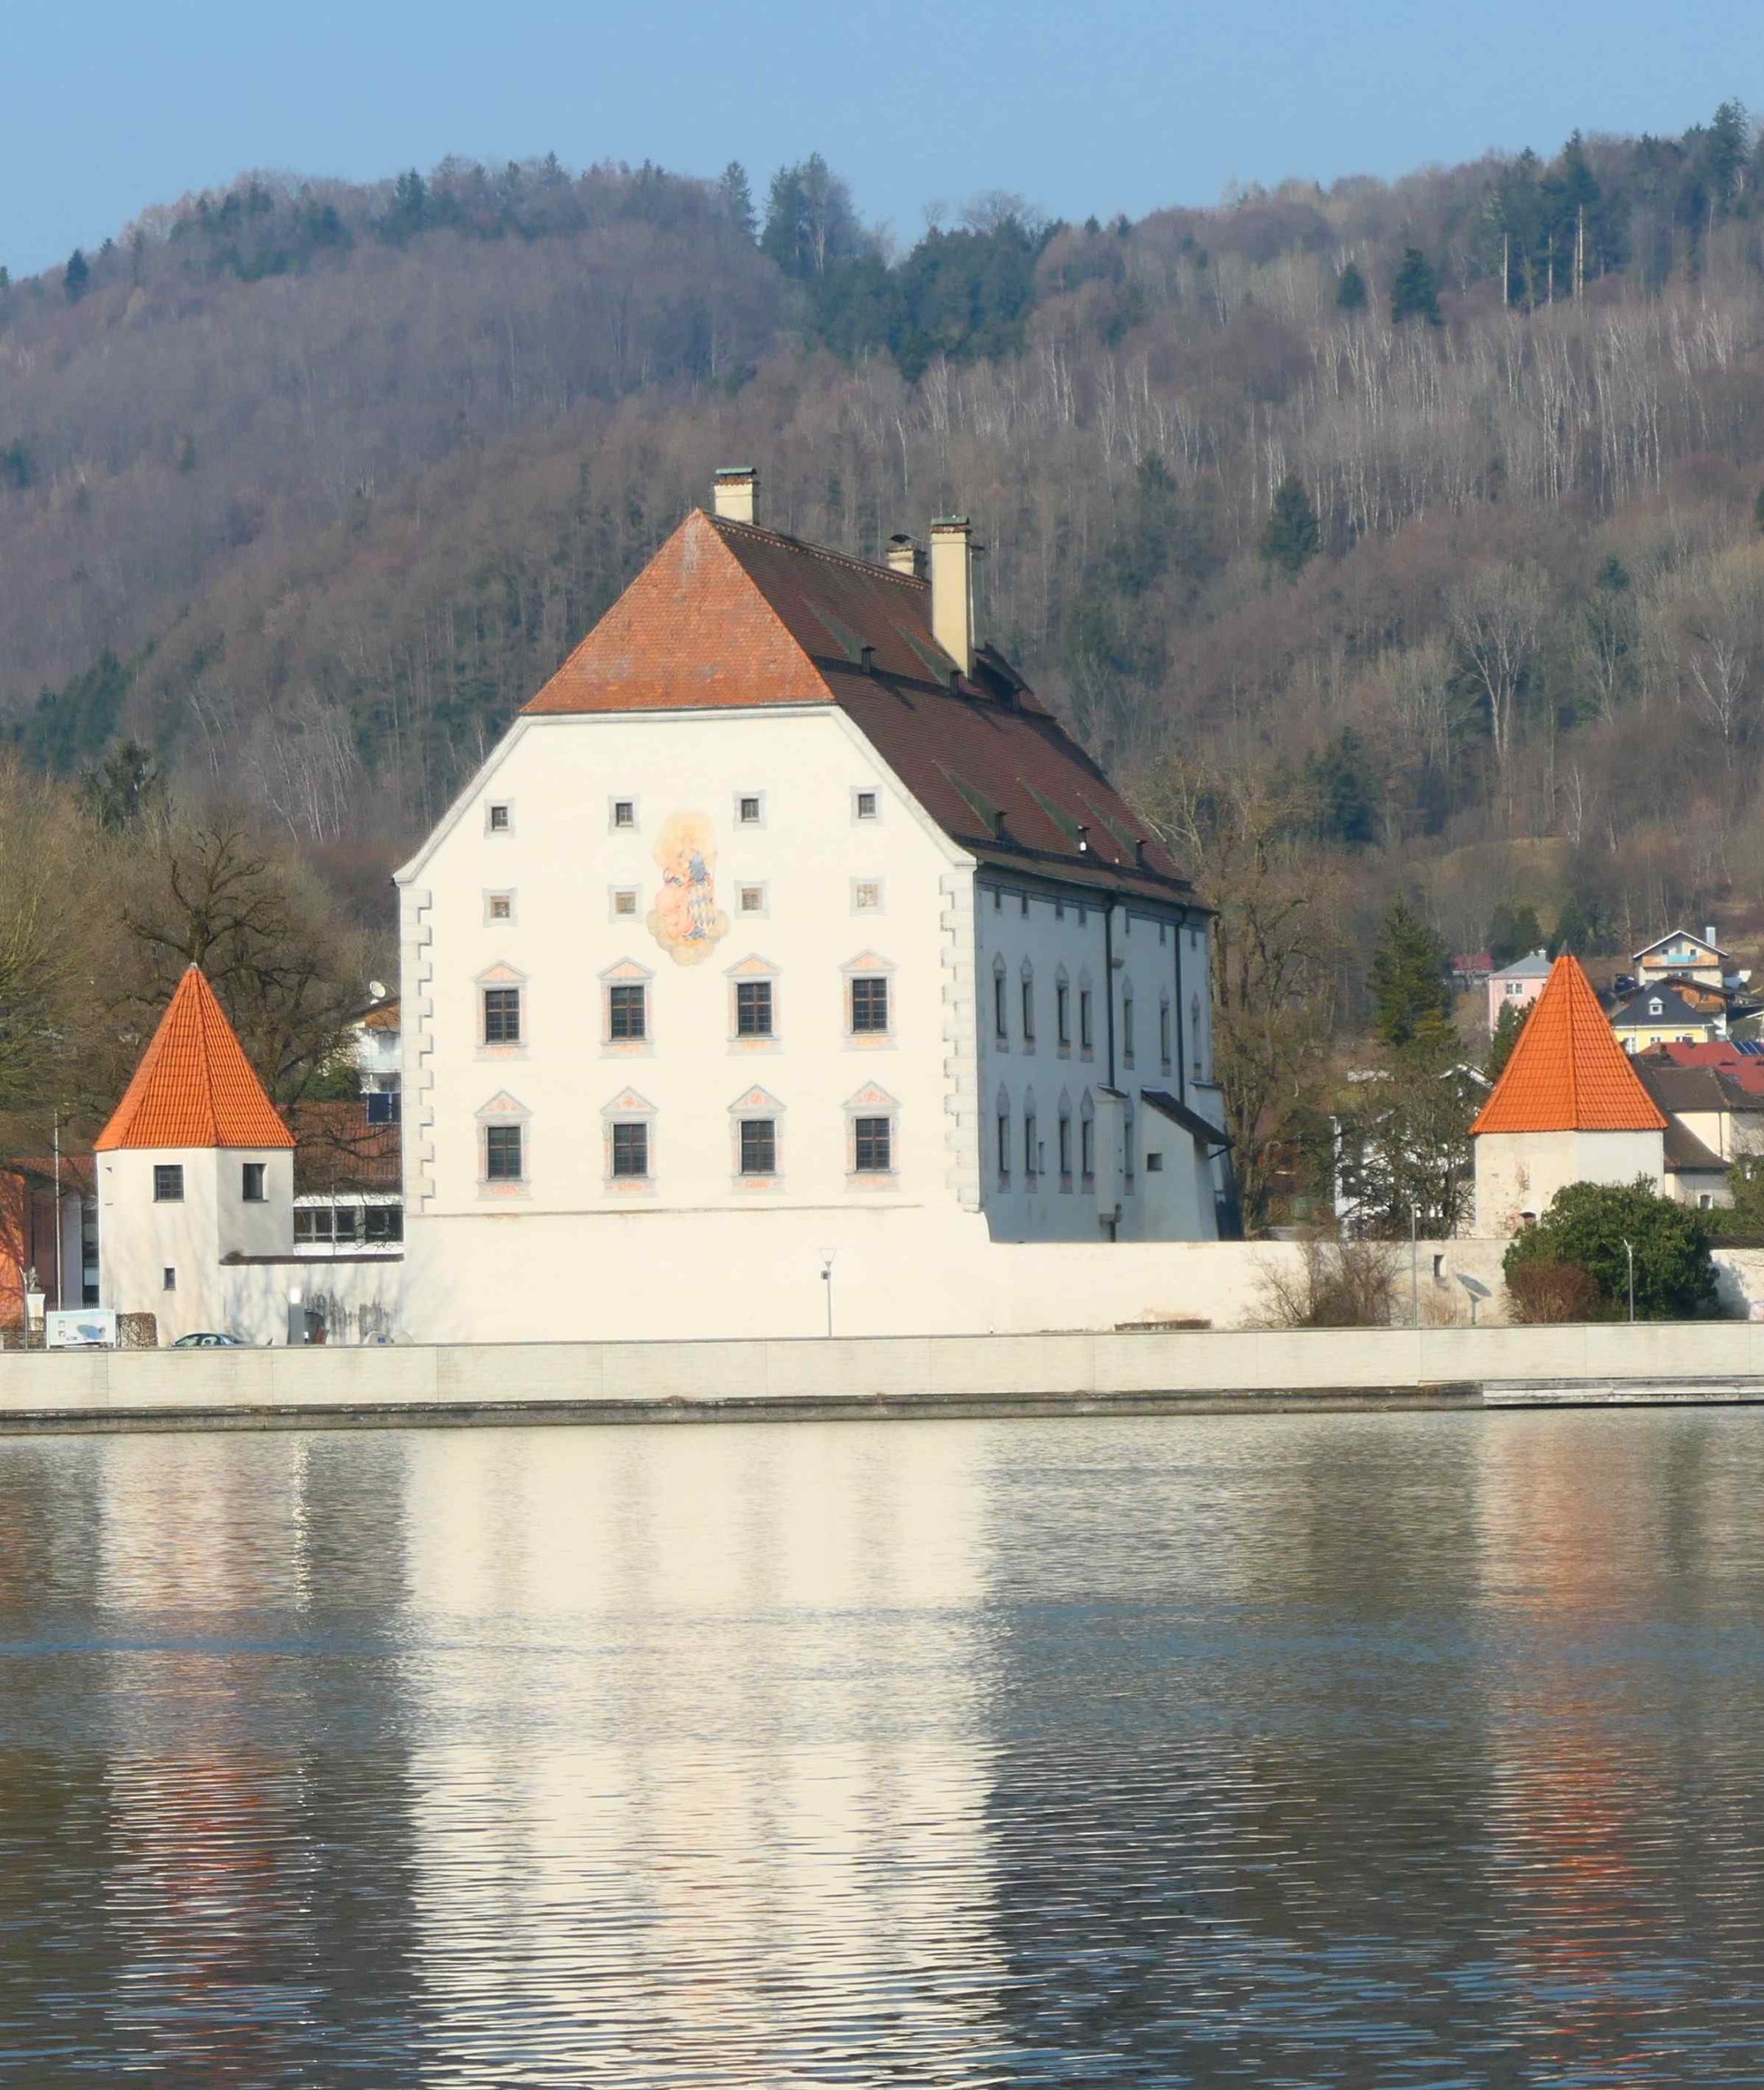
<box><xmin>1335</xmin><ymin>260</ymin><xmax>1367</xmax><ymax>310</ymax></box>
<box><xmin>1260</xmin><ymin>474</ymin><xmax>1321</xmax><ymax>577</ymax></box>
<box><xmin>1390</xmin><ymin>247</ymin><xmax>1442</xmax><ymax>327</ymax></box>
<box><xmin>1371</xmin><ymin>896</ymin><xmax>1453</xmax><ymax>1049</ymax></box>
<box><xmin>717</xmin><ymin>162</ymin><xmax>757</xmax><ymax>242</ymax></box>
<box><xmin>63</xmin><ymin>248</ymin><xmax>90</xmax><ymax>303</ymax></box>
<box><xmin>1553</xmin><ymin>896</ymin><xmax>1592</xmax><ymax>955</ymax></box>
<box><xmin>1486</xmin><ymin>998</ymin><xmax>1527</xmax><ymax>1081</ymax></box>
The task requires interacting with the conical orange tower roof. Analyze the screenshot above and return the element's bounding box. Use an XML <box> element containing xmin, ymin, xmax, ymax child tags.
<box><xmin>96</xmin><ymin>966</ymin><xmax>295</xmax><ymax>1152</ymax></box>
<box><xmin>1470</xmin><ymin>954</ymin><xmax>1668</xmax><ymax>1136</ymax></box>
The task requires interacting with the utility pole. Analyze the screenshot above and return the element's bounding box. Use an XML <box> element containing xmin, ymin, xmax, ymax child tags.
<box><xmin>1623</xmin><ymin>1238</ymin><xmax>1635</xmax><ymax>1323</ymax></box>
<box><xmin>1501</xmin><ymin>230</ymin><xmax>1509</xmax><ymax>309</ymax></box>
<box><xmin>52</xmin><ymin>1111</ymin><xmax>63</xmax><ymax>1309</ymax></box>
<box><xmin>1575</xmin><ymin>205</ymin><xmax>1585</xmax><ymax>300</ymax></box>
<box><xmin>1411</xmin><ymin>1207</ymin><xmax>1420</xmax><ymax>1328</ymax></box>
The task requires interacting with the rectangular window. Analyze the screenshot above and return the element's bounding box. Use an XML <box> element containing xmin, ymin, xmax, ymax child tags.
<box><xmin>998</xmin><ymin>1111</ymin><xmax>1011</xmax><ymax>1180</ymax></box>
<box><xmin>1057</xmin><ymin>984</ymin><xmax>1069</xmax><ymax>1044</ymax></box>
<box><xmin>613</xmin><ymin>887</ymin><xmax>638</xmax><ymax>918</ymax></box>
<box><xmin>487</xmin><ymin>802</ymin><xmax>511</xmax><ymax>833</ymax></box>
<box><xmin>295</xmin><ymin>1208</ymin><xmax>329</xmax><ymax>1243</ymax></box>
<box><xmin>739</xmin><ymin>884</ymin><xmax>766</xmax><ymax>915</ymax></box>
<box><xmin>365</xmin><ymin>1205</ymin><xmax>404</xmax><ymax>1243</ymax></box>
<box><xmin>855</xmin><ymin>789</ymin><xmax>878</xmax><ymax>821</ymax></box>
<box><xmin>738</xmin><ymin>794</ymin><xmax>762</xmax><ymax>825</ymax></box>
<box><xmin>1082</xmin><ymin>1118</ymin><xmax>1095</xmax><ymax>1178</ymax></box>
<box><xmin>153</xmin><ymin>1164</ymin><xmax>184</xmax><ymax>1203</ymax></box>
<box><xmin>994</xmin><ymin>973</ymin><xmax>1008</xmax><ymax>1041</ymax></box>
<box><xmin>333</xmin><ymin>1205</ymin><xmax>360</xmax><ymax>1244</ymax></box>
<box><xmin>1122</xmin><ymin>998</ymin><xmax>1135</xmax><ymax>1062</ymax></box>
<box><xmin>482</xmin><ymin>985</ymin><xmax>522</xmax><ymax>1044</ymax></box>
<box><xmin>1021</xmin><ymin>979</ymin><xmax>1035</xmax><ymax>1043</ymax></box>
<box><xmin>612</xmin><ymin>798</ymin><xmax>636</xmax><ymax>829</ymax></box>
<box><xmin>1147</xmin><ymin>1152</ymin><xmax>1164</xmax><ymax>1172</ymax></box>
<box><xmin>1024</xmin><ymin>1114</ymin><xmax>1038</xmax><ymax>1177</ymax></box>
<box><xmin>1020</xmin><ymin>893</ymin><xmax>1029</xmax><ymax>918</ymax></box>
<box><xmin>739</xmin><ymin>1118</ymin><xmax>776</xmax><ymax>1175</ymax></box>
<box><xmin>608</xmin><ymin>984</ymin><xmax>647</xmax><ymax>1041</ymax></box>
<box><xmin>853</xmin><ymin>880</ymin><xmax>882</xmax><ymax>912</ymax></box>
<box><xmin>851</xmin><ymin>976</ymin><xmax>889</xmax><ymax>1034</ymax></box>
<box><xmin>487</xmin><ymin>892</ymin><xmax>513</xmax><ymax>923</ymax></box>
<box><xmin>1080</xmin><ymin>990</ymin><xmax>1094</xmax><ymax>1052</ymax></box>
<box><xmin>162</xmin><ymin>1266</ymin><xmax>176</xmax><ymax>1292</ymax></box>
<box><xmin>735</xmin><ymin>981</ymin><xmax>773</xmax><ymax>1037</ymax></box>
<box><xmin>1059</xmin><ymin>1117</ymin><xmax>1073</xmax><ymax>1176</ymax></box>
<box><xmin>241</xmin><ymin>1163</ymin><xmax>266</xmax><ymax>1203</ymax></box>
<box><xmin>993</xmin><ymin>888</ymin><xmax>1002</xmax><ymax>912</ymax></box>
<box><xmin>611</xmin><ymin>1122</ymin><xmax>649</xmax><ymax>1178</ymax></box>
<box><xmin>853</xmin><ymin>1116</ymin><xmax>892</xmax><ymax>1173</ymax></box>
<box><xmin>485</xmin><ymin>1124</ymin><xmax>523</xmax><ymax>1181</ymax></box>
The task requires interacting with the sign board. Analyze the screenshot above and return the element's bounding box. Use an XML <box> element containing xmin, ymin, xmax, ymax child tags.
<box><xmin>46</xmin><ymin>1308</ymin><xmax>118</xmax><ymax>1350</ymax></box>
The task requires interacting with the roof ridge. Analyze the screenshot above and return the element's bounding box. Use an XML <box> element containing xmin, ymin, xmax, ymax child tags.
<box><xmin>703</xmin><ymin>510</ymin><xmax>928</xmax><ymax>591</ymax></box>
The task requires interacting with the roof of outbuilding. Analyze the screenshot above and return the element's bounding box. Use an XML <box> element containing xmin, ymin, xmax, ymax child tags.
<box><xmin>1610</xmin><ymin>981</ymin><xmax>1722</xmax><ymax>1027</ymax></box>
<box><xmin>95</xmin><ymin>967</ymin><xmax>295</xmax><ymax>1153</ymax></box>
<box><xmin>1470</xmin><ymin>955</ymin><xmax>1669</xmax><ymax>1136</ymax></box>
<box><xmin>1664</xmin><ymin>1120</ymin><xmax>1728</xmax><ymax>1175</ymax></box>
<box><xmin>1491</xmin><ymin>950</ymin><xmax>1553</xmax><ymax>981</ymax></box>
<box><xmin>521</xmin><ymin>509</ymin><xmax>1197</xmax><ymax>907</ymax></box>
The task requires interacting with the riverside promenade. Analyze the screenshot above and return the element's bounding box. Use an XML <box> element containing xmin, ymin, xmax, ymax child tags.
<box><xmin>5</xmin><ymin>1320</ymin><xmax>1764</xmax><ymax>1431</ymax></box>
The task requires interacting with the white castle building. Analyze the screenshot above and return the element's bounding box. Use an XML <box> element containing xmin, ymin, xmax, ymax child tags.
<box><xmin>394</xmin><ymin>470</ymin><xmax>1232</xmax><ymax>1342</ymax></box>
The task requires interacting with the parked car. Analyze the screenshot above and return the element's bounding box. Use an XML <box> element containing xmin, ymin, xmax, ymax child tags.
<box><xmin>170</xmin><ymin>1332</ymin><xmax>245</xmax><ymax>1349</ymax></box>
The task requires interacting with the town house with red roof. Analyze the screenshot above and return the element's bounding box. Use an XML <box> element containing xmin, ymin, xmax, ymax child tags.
<box><xmin>394</xmin><ymin>470</ymin><xmax>1230</xmax><ymax>1341</ymax></box>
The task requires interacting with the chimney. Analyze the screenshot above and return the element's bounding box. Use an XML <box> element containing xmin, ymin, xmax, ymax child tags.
<box><xmin>1706</xmin><ymin>923</ymin><xmax>1718</xmax><ymax>948</ymax></box>
<box><xmin>929</xmin><ymin>515</ymin><xmax>974</xmax><ymax>678</ymax></box>
<box><xmin>712</xmin><ymin>466</ymin><xmax>758</xmax><ymax>524</ymax></box>
<box><xmin>886</xmin><ymin>532</ymin><xmax>926</xmax><ymax>578</ymax></box>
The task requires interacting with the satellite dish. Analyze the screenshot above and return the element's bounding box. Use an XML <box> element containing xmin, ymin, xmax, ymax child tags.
<box><xmin>367</xmin><ymin>980</ymin><xmax>388</xmax><ymax>1003</ymax></box>
<box><xmin>1455</xmin><ymin>1273</ymin><xmax>1491</xmax><ymax>1301</ymax></box>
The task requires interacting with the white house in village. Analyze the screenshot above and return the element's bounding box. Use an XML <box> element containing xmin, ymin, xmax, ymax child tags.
<box><xmin>393</xmin><ymin>469</ymin><xmax>1231</xmax><ymax>1342</ymax></box>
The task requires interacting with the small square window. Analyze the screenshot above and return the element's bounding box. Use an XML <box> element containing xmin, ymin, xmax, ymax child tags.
<box><xmin>482</xmin><ymin>985</ymin><xmax>522</xmax><ymax>1044</ymax></box>
<box><xmin>242</xmin><ymin>1163</ymin><xmax>266</xmax><ymax>1203</ymax></box>
<box><xmin>487</xmin><ymin>892</ymin><xmax>514</xmax><ymax>923</ymax></box>
<box><xmin>739</xmin><ymin>884</ymin><xmax>766</xmax><ymax>916</ymax></box>
<box><xmin>153</xmin><ymin>1164</ymin><xmax>184</xmax><ymax>1203</ymax></box>
<box><xmin>853</xmin><ymin>1116</ymin><xmax>892</xmax><ymax>1173</ymax></box>
<box><xmin>162</xmin><ymin>1266</ymin><xmax>176</xmax><ymax>1292</ymax></box>
<box><xmin>735</xmin><ymin>980</ymin><xmax>773</xmax><ymax>1038</ymax></box>
<box><xmin>737</xmin><ymin>793</ymin><xmax>764</xmax><ymax>825</ymax></box>
<box><xmin>851</xmin><ymin>976</ymin><xmax>889</xmax><ymax>1034</ymax></box>
<box><xmin>852</xmin><ymin>879</ymin><xmax>882</xmax><ymax>913</ymax></box>
<box><xmin>487</xmin><ymin>802</ymin><xmax>512</xmax><ymax>834</ymax></box>
<box><xmin>608</xmin><ymin>983</ymin><xmax>647</xmax><ymax>1041</ymax></box>
<box><xmin>1147</xmin><ymin>1152</ymin><xmax>1164</xmax><ymax>1172</ymax></box>
<box><xmin>611</xmin><ymin>798</ymin><xmax>637</xmax><ymax>830</ymax></box>
<box><xmin>611</xmin><ymin>887</ymin><xmax>638</xmax><ymax>918</ymax></box>
<box><xmin>611</xmin><ymin>1122</ymin><xmax>649</xmax><ymax>1178</ymax></box>
<box><xmin>854</xmin><ymin>789</ymin><xmax>879</xmax><ymax>822</ymax></box>
<box><xmin>739</xmin><ymin>1118</ymin><xmax>776</xmax><ymax>1176</ymax></box>
<box><xmin>485</xmin><ymin>1123</ymin><xmax>523</xmax><ymax>1181</ymax></box>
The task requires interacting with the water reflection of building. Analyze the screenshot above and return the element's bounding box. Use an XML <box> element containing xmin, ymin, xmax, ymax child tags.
<box><xmin>396</xmin><ymin>1422</ymin><xmax>1006</xmax><ymax>2081</ymax></box>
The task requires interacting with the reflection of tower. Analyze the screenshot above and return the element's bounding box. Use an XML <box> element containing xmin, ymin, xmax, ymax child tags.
<box><xmin>397</xmin><ymin>1422</ymin><xmax>1006</xmax><ymax>2080</ymax></box>
<box><xmin>92</xmin><ymin>1433</ymin><xmax>424</xmax><ymax>2075</ymax></box>
<box><xmin>1470</xmin><ymin>1412</ymin><xmax>1723</xmax><ymax>2076</ymax></box>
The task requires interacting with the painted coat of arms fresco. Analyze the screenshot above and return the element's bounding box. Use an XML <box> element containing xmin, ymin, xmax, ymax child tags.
<box><xmin>647</xmin><ymin>810</ymin><xmax>730</xmax><ymax>965</ymax></box>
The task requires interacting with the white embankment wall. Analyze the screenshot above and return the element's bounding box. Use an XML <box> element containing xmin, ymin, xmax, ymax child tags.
<box><xmin>7</xmin><ymin>1316</ymin><xmax>1764</xmax><ymax>1427</ymax></box>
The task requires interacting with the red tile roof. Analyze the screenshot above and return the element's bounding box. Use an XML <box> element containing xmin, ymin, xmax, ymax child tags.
<box><xmin>523</xmin><ymin>509</ymin><xmax>1196</xmax><ymax>907</ymax></box>
<box><xmin>1470</xmin><ymin>955</ymin><xmax>1668</xmax><ymax>1136</ymax></box>
<box><xmin>95</xmin><ymin>967</ymin><xmax>295</xmax><ymax>1153</ymax></box>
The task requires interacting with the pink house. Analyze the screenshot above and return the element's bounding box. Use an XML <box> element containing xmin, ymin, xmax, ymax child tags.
<box><xmin>1486</xmin><ymin>949</ymin><xmax>1552</xmax><ymax>1034</ymax></box>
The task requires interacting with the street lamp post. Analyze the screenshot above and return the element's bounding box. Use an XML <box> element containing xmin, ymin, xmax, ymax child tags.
<box><xmin>820</xmin><ymin>1254</ymin><xmax>836</xmax><ymax>1338</ymax></box>
<box><xmin>1622</xmin><ymin>1238</ymin><xmax>1635</xmax><ymax>1323</ymax></box>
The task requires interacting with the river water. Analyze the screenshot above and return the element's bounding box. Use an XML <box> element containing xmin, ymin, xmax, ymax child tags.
<box><xmin>3</xmin><ymin>1408</ymin><xmax>1764</xmax><ymax>2085</ymax></box>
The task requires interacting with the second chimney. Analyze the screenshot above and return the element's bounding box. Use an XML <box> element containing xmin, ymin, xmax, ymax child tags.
<box><xmin>886</xmin><ymin>532</ymin><xmax>926</xmax><ymax>578</ymax></box>
<box><xmin>712</xmin><ymin>466</ymin><xmax>758</xmax><ymax>524</ymax></box>
<box><xmin>930</xmin><ymin>515</ymin><xmax>974</xmax><ymax>679</ymax></box>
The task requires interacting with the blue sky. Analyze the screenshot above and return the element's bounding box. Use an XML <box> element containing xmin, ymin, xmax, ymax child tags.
<box><xmin>2</xmin><ymin>0</ymin><xmax>1752</xmax><ymax>275</ymax></box>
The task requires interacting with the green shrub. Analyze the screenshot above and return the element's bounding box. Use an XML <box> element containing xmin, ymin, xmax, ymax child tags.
<box><xmin>1504</xmin><ymin>1179</ymin><xmax>1717</xmax><ymax>1321</ymax></box>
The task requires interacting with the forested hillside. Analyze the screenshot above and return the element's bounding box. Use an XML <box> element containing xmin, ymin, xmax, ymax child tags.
<box><xmin>4</xmin><ymin>111</ymin><xmax>1764</xmax><ymax>984</ymax></box>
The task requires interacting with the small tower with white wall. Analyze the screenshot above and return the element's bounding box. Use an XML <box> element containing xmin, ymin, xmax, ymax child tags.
<box><xmin>95</xmin><ymin>966</ymin><xmax>296</xmax><ymax>1343</ymax></box>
